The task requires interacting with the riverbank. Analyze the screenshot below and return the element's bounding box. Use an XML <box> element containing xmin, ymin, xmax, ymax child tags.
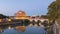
<box><xmin>46</xmin><ymin>21</ymin><xmax>60</xmax><ymax>34</ymax></box>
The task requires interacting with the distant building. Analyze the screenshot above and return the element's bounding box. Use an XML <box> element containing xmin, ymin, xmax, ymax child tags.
<box><xmin>8</xmin><ymin>10</ymin><xmax>49</xmax><ymax>23</ymax></box>
<box><xmin>14</xmin><ymin>10</ymin><xmax>26</xmax><ymax>19</ymax></box>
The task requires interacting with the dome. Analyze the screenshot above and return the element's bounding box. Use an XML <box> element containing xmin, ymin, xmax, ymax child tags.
<box><xmin>14</xmin><ymin>10</ymin><xmax>26</xmax><ymax>19</ymax></box>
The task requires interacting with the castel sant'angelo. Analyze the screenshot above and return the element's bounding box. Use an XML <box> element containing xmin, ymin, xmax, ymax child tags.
<box><xmin>14</xmin><ymin>10</ymin><xmax>26</xmax><ymax>19</ymax></box>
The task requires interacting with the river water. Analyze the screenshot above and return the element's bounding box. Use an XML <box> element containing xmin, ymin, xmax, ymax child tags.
<box><xmin>0</xmin><ymin>24</ymin><xmax>46</xmax><ymax>34</ymax></box>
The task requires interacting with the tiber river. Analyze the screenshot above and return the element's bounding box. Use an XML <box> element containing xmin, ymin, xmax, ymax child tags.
<box><xmin>0</xmin><ymin>24</ymin><xmax>46</xmax><ymax>34</ymax></box>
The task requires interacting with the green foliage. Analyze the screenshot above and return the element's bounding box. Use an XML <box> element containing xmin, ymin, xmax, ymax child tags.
<box><xmin>47</xmin><ymin>1</ymin><xmax>57</xmax><ymax>20</ymax></box>
<box><xmin>0</xmin><ymin>14</ymin><xmax>9</xmax><ymax>19</ymax></box>
<box><xmin>47</xmin><ymin>1</ymin><xmax>60</xmax><ymax>25</ymax></box>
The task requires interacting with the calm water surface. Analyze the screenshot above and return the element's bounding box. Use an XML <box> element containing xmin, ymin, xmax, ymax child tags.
<box><xmin>0</xmin><ymin>24</ymin><xmax>46</xmax><ymax>34</ymax></box>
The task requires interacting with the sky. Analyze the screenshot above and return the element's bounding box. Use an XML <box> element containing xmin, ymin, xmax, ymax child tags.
<box><xmin>0</xmin><ymin>0</ymin><xmax>56</xmax><ymax>16</ymax></box>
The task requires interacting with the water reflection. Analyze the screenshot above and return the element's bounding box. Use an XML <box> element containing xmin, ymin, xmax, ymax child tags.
<box><xmin>0</xmin><ymin>26</ymin><xmax>4</xmax><ymax>34</ymax></box>
<box><xmin>7</xmin><ymin>26</ymin><xmax>12</xmax><ymax>30</ymax></box>
<box><xmin>14</xmin><ymin>26</ymin><xmax>26</xmax><ymax>32</ymax></box>
<box><xmin>0</xmin><ymin>23</ymin><xmax>46</xmax><ymax>34</ymax></box>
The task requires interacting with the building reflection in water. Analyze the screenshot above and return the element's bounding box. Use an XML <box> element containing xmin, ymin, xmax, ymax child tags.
<box><xmin>7</xmin><ymin>26</ymin><xmax>12</xmax><ymax>30</ymax></box>
<box><xmin>0</xmin><ymin>26</ymin><xmax>12</xmax><ymax>34</ymax></box>
<box><xmin>14</xmin><ymin>24</ymin><xmax>41</xmax><ymax>32</ymax></box>
<box><xmin>0</xmin><ymin>26</ymin><xmax>4</xmax><ymax>34</ymax></box>
<box><xmin>0</xmin><ymin>24</ymin><xmax>46</xmax><ymax>34</ymax></box>
<box><xmin>14</xmin><ymin>26</ymin><xmax>26</xmax><ymax>32</ymax></box>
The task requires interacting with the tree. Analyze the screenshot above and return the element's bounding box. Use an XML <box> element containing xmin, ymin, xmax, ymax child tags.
<box><xmin>47</xmin><ymin>1</ymin><xmax>60</xmax><ymax>25</ymax></box>
<box><xmin>0</xmin><ymin>14</ymin><xmax>9</xmax><ymax>19</ymax></box>
<box><xmin>47</xmin><ymin>1</ymin><xmax>57</xmax><ymax>20</ymax></box>
<box><xmin>56</xmin><ymin>0</ymin><xmax>60</xmax><ymax>6</ymax></box>
<box><xmin>56</xmin><ymin>0</ymin><xmax>60</xmax><ymax>18</ymax></box>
